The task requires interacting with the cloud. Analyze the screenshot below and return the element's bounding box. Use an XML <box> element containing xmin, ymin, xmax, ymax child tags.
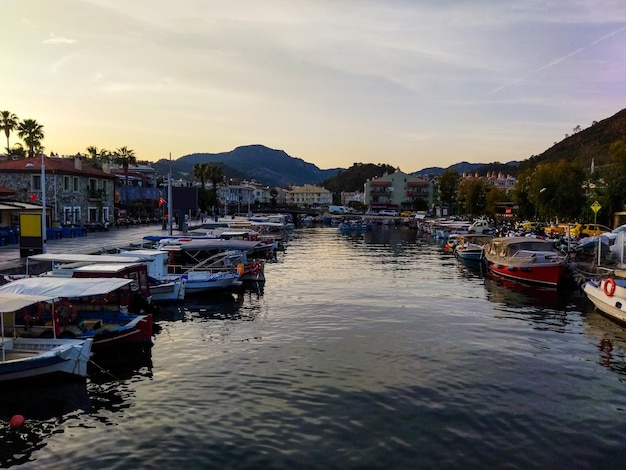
<box><xmin>43</xmin><ymin>34</ymin><xmax>77</xmax><ymax>45</ymax></box>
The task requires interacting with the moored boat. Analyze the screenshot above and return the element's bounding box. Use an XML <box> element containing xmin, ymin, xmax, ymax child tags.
<box><xmin>483</xmin><ymin>236</ymin><xmax>568</xmax><ymax>286</ymax></box>
<box><xmin>1</xmin><ymin>292</ymin><xmax>93</xmax><ymax>382</ymax></box>
<box><xmin>0</xmin><ymin>277</ymin><xmax>153</xmax><ymax>353</ymax></box>
<box><xmin>583</xmin><ymin>277</ymin><xmax>626</xmax><ymax>325</ymax></box>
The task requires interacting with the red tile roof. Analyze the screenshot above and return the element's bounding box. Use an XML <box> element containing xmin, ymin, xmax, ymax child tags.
<box><xmin>0</xmin><ymin>156</ymin><xmax>114</xmax><ymax>178</ymax></box>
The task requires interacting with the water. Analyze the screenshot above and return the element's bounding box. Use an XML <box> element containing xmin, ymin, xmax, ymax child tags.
<box><xmin>2</xmin><ymin>226</ymin><xmax>626</xmax><ymax>469</ymax></box>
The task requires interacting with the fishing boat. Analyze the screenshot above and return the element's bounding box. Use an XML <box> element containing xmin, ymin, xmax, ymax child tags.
<box><xmin>0</xmin><ymin>292</ymin><xmax>93</xmax><ymax>382</ymax></box>
<box><xmin>150</xmin><ymin>238</ymin><xmax>270</xmax><ymax>283</ymax></box>
<box><xmin>0</xmin><ymin>277</ymin><xmax>153</xmax><ymax>353</ymax></box>
<box><xmin>483</xmin><ymin>236</ymin><xmax>568</xmax><ymax>286</ymax></box>
<box><xmin>27</xmin><ymin>253</ymin><xmax>185</xmax><ymax>303</ymax></box>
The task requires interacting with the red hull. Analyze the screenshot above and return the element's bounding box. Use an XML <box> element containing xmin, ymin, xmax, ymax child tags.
<box><xmin>486</xmin><ymin>261</ymin><xmax>567</xmax><ymax>286</ymax></box>
<box><xmin>91</xmin><ymin>315</ymin><xmax>153</xmax><ymax>351</ymax></box>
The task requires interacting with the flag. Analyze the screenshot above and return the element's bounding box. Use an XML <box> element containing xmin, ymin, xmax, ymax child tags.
<box><xmin>158</xmin><ymin>197</ymin><xmax>165</xmax><ymax>207</ymax></box>
<box><xmin>30</xmin><ymin>193</ymin><xmax>37</xmax><ymax>202</ymax></box>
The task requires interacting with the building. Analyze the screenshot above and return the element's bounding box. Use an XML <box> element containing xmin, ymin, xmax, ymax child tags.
<box><xmin>285</xmin><ymin>184</ymin><xmax>332</xmax><ymax>207</ymax></box>
<box><xmin>0</xmin><ymin>155</ymin><xmax>115</xmax><ymax>226</ymax></box>
<box><xmin>364</xmin><ymin>170</ymin><xmax>436</xmax><ymax>212</ymax></box>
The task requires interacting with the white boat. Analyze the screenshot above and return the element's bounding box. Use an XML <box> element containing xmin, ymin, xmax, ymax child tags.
<box><xmin>0</xmin><ymin>292</ymin><xmax>93</xmax><ymax>382</ymax></box>
<box><xmin>583</xmin><ymin>277</ymin><xmax>626</xmax><ymax>324</ymax></box>
<box><xmin>28</xmin><ymin>252</ymin><xmax>185</xmax><ymax>303</ymax></box>
<box><xmin>152</xmin><ymin>238</ymin><xmax>268</xmax><ymax>283</ymax></box>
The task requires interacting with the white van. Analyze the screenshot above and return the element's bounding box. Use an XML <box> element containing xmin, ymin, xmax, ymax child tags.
<box><xmin>328</xmin><ymin>206</ymin><xmax>347</xmax><ymax>215</ymax></box>
<box><xmin>468</xmin><ymin>219</ymin><xmax>491</xmax><ymax>234</ymax></box>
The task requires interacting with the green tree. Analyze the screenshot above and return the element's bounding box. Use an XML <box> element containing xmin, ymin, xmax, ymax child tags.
<box><xmin>113</xmin><ymin>146</ymin><xmax>137</xmax><ymax>187</ymax></box>
<box><xmin>485</xmin><ymin>187</ymin><xmax>508</xmax><ymax>220</ymax></box>
<box><xmin>456</xmin><ymin>178</ymin><xmax>486</xmax><ymax>216</ymax></box>
<box><xmin>193</xmin><ymin>163</ymin><xmax>212</xmax><ymax>212</ymax></box>
<box><xmin>439</xmin><ymin>169</ymin><xmax>459</xmax><ymax>215</ymax></box>
<box><xmin>599</xmin><ymin>140</ymin><xmax>626</xmax><ymax>223</ymax></box>
<box><xmin>0</xmin><ymin>110</ymin><xmax>19</xmax><ymax>153</ymax></box>
<box><xmin>206</xmin><ymin>164</ymin><xmax>224</xmax><ymax>208</ymax></box>
<box><xmin>86</xmin><ymin>146</ymin><xmax>110</xmax><ymax>169</ymax></box>
<box><xmin>7</xmin><ymin>143</ymin><xmax>26</xmax><ymax>158</ymax></box>
<box><xmin>17</xmin><ymin>118</ymin><xmax>44</xmax><ymax>157</ymax></box>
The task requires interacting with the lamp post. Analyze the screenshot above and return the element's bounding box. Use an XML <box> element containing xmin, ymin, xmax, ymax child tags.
<box><xmin>535</xmin><ymin>187</ymin><xmax>547</xmax><ymax>220</ymax></box>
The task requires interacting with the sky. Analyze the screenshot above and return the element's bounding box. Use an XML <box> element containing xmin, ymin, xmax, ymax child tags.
<box><xmin>2</xmin><ymin>0</ymin><xmax>626</xmax><ymax>172</ymax></box>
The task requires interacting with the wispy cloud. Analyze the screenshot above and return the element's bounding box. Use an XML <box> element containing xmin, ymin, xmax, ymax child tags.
<box><xmin>43</xmin><ymin>34</ymin><xmax>77</xmax><ymax>45</ymax></box>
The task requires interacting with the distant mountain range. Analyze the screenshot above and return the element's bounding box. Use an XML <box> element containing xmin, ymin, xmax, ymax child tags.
<box><xmin>152</xmin><ymin>107</ymin><xmax>625</xmax><ymax>187</ymax></box>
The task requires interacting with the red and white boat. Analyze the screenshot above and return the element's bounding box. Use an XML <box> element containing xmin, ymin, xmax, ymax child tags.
<box><xmin>483</xmin><ymin>236</ymin><xmax>568</xmax><ymax>286</ymax></box>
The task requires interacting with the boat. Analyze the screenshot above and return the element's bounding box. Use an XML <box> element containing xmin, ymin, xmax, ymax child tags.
<box><xmin>482</xmin><ymin>236</ymin><xmax>569</xmax><ymax>286</ymax></box>
<box><xmin>454</xmin><ymin>234</ymin><xmax>493</xmax><ymax>262</ymax></box>
<box><xmin>0</xmin><ymin>292</ymin><xmax>93</xmax><ymax>382</ymax></box>
<box><xmin>583</xmin><ymin>277</ymin><xmax>626</xmax><ymax>325</ymax></box>
<box><xmin>0</xmin><ymin>277</ymin><xmax>153</xmax><ymax>353</ymax></box>
<box><xmin>150</xmin><ymin>238</ymin><xmax>270</xmax><ymax>282</ymax></box>
<box><xmin>27</xmin><ymin>252</ymin><xmax>185</xmax><ymax>303</ymax></box>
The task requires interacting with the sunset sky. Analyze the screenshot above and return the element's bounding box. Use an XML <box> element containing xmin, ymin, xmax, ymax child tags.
<box><xmin>2</xmin><ymin>0</ymin><xmax>625</xmax><ymax>172</ymax></box>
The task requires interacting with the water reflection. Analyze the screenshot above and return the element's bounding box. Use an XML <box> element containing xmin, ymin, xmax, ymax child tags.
<box><xmin>0</xmin><ymin>380</ymin><xmax>90</xmax><ymax>468</ymax></box>
<box><xmin>483</xmin><ymin>274</ymin><xmax>569</xmax><ymax>311</ymax></box>
<box><xmin>582</xmin><ymin>310</ymin><xmax>626</xmax><ymax>375</ymax></box>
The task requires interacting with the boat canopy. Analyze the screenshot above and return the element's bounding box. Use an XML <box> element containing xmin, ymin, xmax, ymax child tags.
<box><xmin>157</xmin><ymin>238</ymin><xmax>265</xmax><ymax>251</ymax></box>
<box><xmin>0</xmin><ymin>277</ymin><xmax>133</xmax><ymax>298</ymax></box>
<box><xmin>28</xmin><ymin>253</ymin><xmax>145</xmax><ymax>264</ymax></box>
<box><xmin>0</xmin><ymin>292</ymin><xmax>56</xmax><ymax>313</ymax></box>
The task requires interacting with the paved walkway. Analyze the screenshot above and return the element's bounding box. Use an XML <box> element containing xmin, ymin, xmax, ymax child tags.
<box><xmin>0</xmin><ymin>223</ymin><xmax>185</xmax><ymax>273</ymax></box>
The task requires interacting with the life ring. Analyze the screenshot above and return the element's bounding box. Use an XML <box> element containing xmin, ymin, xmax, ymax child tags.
<box><xmin>22</xmin><ymin>303</ymin><xmax>44</xmax><ymax>324</ymax></box>
<box><xmin>604</xmin><ymin>277</ymin><xmax>617</xmax><ymax>297</ymax></box>
<box><xmin>55</xmin><ymin>301</ymin><xmax>78</xmax><ymax>326</ymax></box>
<box><xmin>249</xmin><ymin>260</ymin><xmax>262</xmax><ymax>275</ymax></box>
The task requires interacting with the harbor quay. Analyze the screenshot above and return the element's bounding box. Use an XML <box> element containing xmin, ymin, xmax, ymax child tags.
<box><xmin>0</xmin><ymin>223</ymin><xmax>185</xmax><ymax>276</ymax></box>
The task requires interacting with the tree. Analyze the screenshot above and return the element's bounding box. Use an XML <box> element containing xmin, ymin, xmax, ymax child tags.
<box><xmin>0</xmin><ymin>110</ymin><xmax>19</xmax><ymax>153</ymax></box>
<box><xmin>439</xmin><ymin>169</ymin><xmax>459</xmax><ymax>215</ymax></box>
<box><xmin>456</xmin><ymin>178</ymin><xmax>486</xmax><ymax>216</ymax></box>
<box><xmin>7</xmin><ymin>143</ymin><xmax>26</xmax><ymax>158</ymax></box>
<box><xmin>206</xmin><ymin>165</ymin><xmax>224</xmax><ymax>208</ymax></box>
<box><xmin>17</xmin><ymin>118</ymin><xmax>44</xmax><ymax>157</ymax></box>
<box><xmin>113</xmin><ymin>146</ymin><xmax>137</xmax><ymax>187</ymax></box>
<box><xmin>193</xmin><ymin>163</ymin><xmax>212</xmax><ymax>212</ymax></box>
<box><xmin>86</xmin><ymin>146</ymin><xmax>110</xmax><ymax>169</ymax></box>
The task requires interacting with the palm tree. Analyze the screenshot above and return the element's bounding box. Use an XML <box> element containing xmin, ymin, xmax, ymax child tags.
<box><xmin>0</xmin><ymin>111</ymin><xmax>19</xmax><ymax>153</ymax></box>
<box><xmin>193</xmin><ymin>163</ymin><xmax>211</xmax><ymax>188</ymax></box>
<box><xmin>17</xmin><ymin>119</ymin><xmax>45</xmax><ymax>157</ymax></box>
<box><xmin>113</xmin><ymin>146</ymin><xmax>137</xmax><ymax>187</ymax></box>
<box><xmin>86</xmin><ymin>146</ymin><xmax>110</xmax><ymax>169</ymax></box>
<box><xmin>206</xmin><ymin>164</ymin><xmax>224</xmax><ymax>198</ymax></box>
<box><xmin>8</xmin><ymin>143</ymin><xmax>26</xmax><ymax>158</ymax></box>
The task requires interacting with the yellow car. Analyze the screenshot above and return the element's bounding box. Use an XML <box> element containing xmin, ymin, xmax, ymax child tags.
<box><xmin>579</xmin><ymin>224</ymin><xmax>612</xmax><ymax>237</ymax></box>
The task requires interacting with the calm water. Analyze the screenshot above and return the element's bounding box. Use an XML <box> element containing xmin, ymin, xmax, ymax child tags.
<box><xmin>2</xmin><ymin>226</ymin><xmax>626</xmax><ymax>469</ymax></box>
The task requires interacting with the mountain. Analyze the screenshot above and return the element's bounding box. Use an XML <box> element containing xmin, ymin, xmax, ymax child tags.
<box><xmin>152</xmin><ymin>145</ymin><xmax>342</xmax><ymax>187</ymax></box>
<box><xmin>519</xmin><ymin>107</ymin><xmax>626</xmax><ymax>171</ymax></box>
<box><xmin>413</xmin><ymin>161</ymin><xmax>520</xmax><ymax>178</ymax></box>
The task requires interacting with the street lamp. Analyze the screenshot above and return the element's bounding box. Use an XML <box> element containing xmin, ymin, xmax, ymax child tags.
<box><xmin>535</xmin><ymin>187</ymin><xmax>547</xmax><ymax>220</ymax></box>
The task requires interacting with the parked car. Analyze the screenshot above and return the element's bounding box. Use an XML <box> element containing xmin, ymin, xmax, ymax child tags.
<box><xmin>544</xmin><ymin>223</ymin><xmax>574</xmax><ymax>237</ymax></box>
<box><xmin>379</xmin><ymin>210</ymin><xmax>399</xmax><ymax>216</ymax></box>
<box><xmin>569</xmin><ymin>223</ymin><xmax>611</xmax><ymax>238</ymax></box>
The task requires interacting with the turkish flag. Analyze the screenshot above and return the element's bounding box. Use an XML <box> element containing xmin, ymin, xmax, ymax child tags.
<box><xmin>158</xmin><ymin>197</ymin><xmax>165</xmax><ymax>207</ymax></box>
<box><xmin>30</xmin><ymin>193</ymin><xmax>37</xmax><ymax>202</ymax></box>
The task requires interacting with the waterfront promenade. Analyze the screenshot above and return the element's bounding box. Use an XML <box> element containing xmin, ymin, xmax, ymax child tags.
<box><xmin>0</xmin><ymin>223</ymin><xmax>180</xmax><ymax>274</ymax></box>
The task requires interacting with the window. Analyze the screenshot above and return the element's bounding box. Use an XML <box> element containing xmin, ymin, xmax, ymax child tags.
<box><xmin>63</xmin><ymin>176</ymin><xmax>70</xmax><ymax>191</ymax></box>
<box><xmin>32</xmin><ymin>175</ymin><xmax>42</xmax><ymax>191</ymax></box>
<box><xmin>73</xmin><ymin>177</ymin><xmax>79</xmax><ymax>191</ymax></box>
<box><xmin>73</xmin><ymin>206</ymin><xmax>81</xmax><ymax>223</ymax></box>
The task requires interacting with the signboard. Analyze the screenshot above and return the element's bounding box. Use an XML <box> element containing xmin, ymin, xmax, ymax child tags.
<box><xmin>591</xmin><ymin>201</ymin><xmax>601</xmax><ymax>214</ymax></box>
<box><xmin>19</xmin><ymin>213</ymin><xmax>44</xmax><ymax>257</ymax></box>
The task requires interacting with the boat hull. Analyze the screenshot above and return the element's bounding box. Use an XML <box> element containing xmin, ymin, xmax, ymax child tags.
<box><xmin>485</xmin><ymin>261</ymin><xmax>567</xmax><ymax>286</ymax></box>
<box><xmin>0</xmin><ymin>338</ymin><xmax>92</xmax><ymax>382</ymax></box>
<box><xmin>583</xmin><ymin>278</ymin><xmax>626</xmax><ymax>325</ymax></box>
